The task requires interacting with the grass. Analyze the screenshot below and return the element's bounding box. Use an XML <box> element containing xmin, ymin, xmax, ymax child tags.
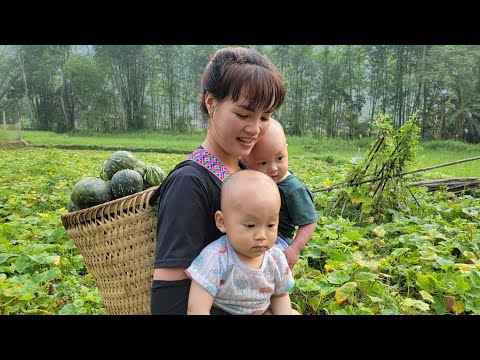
<box><xmin>21</xmin><ymin>130</ymin><xmax>480</xmax><ymax>178</ymax></box>
<box><xmin>22</xmin><ymin>130</ymin><xmax>204</xmax><ymax>152</ymax></box>
<box><xmin>417</xmin><ymin>140</ymin><xmax>480</xmax><ymax>178</ymax></box>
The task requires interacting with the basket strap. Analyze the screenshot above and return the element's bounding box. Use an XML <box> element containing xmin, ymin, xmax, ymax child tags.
<box><xmin>187</xmin><ymin>147</ymin><xmax>231</xmax><ymax>182</ymax></box>
<box><xmin>149</xmin><ymin>159</ymin><xmax>192</xmax><ymax>206</ymax></box>
<box><xmin>149</xmin><ymin>148</ymin><xmax>248</xmax><ymax>207</ymax></box>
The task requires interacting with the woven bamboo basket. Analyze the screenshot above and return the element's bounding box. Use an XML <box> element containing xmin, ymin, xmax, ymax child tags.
<box><xmin>61</xmin><ymin>186</ymin><xmax>158</xmax><ymax>315</ymax></box>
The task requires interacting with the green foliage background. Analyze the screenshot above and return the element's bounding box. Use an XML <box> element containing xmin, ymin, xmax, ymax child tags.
<box><xmin>1</xmin><ymin>131</ymin><xmax>479</xmax><ymax>314</ymax></box>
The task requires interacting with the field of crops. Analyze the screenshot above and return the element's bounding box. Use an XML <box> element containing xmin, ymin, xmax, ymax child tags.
<box><xmin>1</xmin><ymin>133</ymin><xmax>480</xmax><ymax>314</ymax></box>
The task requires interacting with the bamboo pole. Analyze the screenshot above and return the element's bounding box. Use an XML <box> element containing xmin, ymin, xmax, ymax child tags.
<box><xmin>312</xmin><ymin>155</ymin><xmax>480</xmax><ymax>193</ymax></box>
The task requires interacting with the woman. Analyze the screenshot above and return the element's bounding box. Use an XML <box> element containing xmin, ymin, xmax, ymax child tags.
<box><xmin>150</xmin><ymin>47</ymin><xmax>286</xmax><ymax>315</ymax></box>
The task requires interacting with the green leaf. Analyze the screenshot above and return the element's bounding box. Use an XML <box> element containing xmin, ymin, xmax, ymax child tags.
<box><xmin>464</xmin><ymin>251</ymin><xmax>477</xmax><ymax>262</ymax></box>
<box><xmin>295</xmin><ymin>278</ymin><xmax>315</xmax><ymax>291</ymax></box>
<box><xmin>3</xmin><ymin>280</ymin><xmax>38</xmax><ymax>301</ymax></box>
<box><xmin>389</xmin><ymin>248</ymin><xmax>410</xmax><ymax>259</ymax></box>
<box><xmin>0</xmin><ymin>253</ymin><xmax>18</xmax><ymax>265</ymax></box>
<box><xmin>355</xmin><ymin>257</ymin><xmax>380</xmax><ymax>270</ymax></box>
<box><xmin>344</xmin><ymin>230</ymin><xmax>361</xmax><ymax>241</ymax></box>
<box><xmin>419</xmin><ymin>249</ymin><xmax>437</xmax><ymax>261</ymax></box>
<box><xmin>468</xmin><ymin>270</ymin><xmax>480</xmax><ymax>289</ymax></box>
<box><xmin>73</xmin><ymin>299</ymin><xmax>85</xmax><ymax>307</ymax></box>
<box><xmin>428</xmin><ymin>229</ymin><xmax>447</xmax><ymax>240</ymax></box>
<box><xmin>58</xmin><ymin>304</ymin><xmax>77</xmax><ymax>315</ymax></box>
<box><xmin>435</xmin><ymin>256</ymin><xmax>455</xmax><ymax>267</ymax></box>
<box><xmin>452</xmin><ymin>301</ymin><xmax>466</xmax><ymax>314</ymax></box>
<box><xmin>373</xmin><ymin>226</ymin><xmax>386</xmax><ymax>238</ymax></box>
<box><xmin>466</xmin><ymin>288</ymin><xmax>480</xmax><ymax>298</ymax></box>
<box><xmin>361</xmin><ymin>204</ymin><xmax>373</xmax><ymax>214</ymax></box>
<box><xmin>65</xmin><ymin>239</ymin><xmax>77</xmax><ymax>250</ymax></box>
<box><xmin>351</xmin><ymin>196</ymin><xmax>363</xmax><ymax>205</ymax></box>
<box><xmin>308</xmin><ymin>295</ymin><xmax>322</xmax><ymax>312</ymax></box>
<box><xmin>434</xmin><ymin>204</ymin><xmax>452</xmax><ymax>213</ymax></box>
<box><xmin>419</xmin><ymin>290</ymin><xmax>435</xmax><ymax>303</ymax></box>
<box><xmin>326</xmin><ymin>271</ymin><xmax>350</xmax><ymax>285</ymax></box>
<box><xmin>33</xmin><ymin>267</ymin><xmax>62</xmax><ymax>284</ymax></box>
<box><xmin>335</xmin><ymin>282</ymin><xmax>357</xmax><ymax>303</ymax></box>
<box><xmin>416</xmin><ymin>273</ymin><xmax>437</xmax><ymax>292</ymax></box>
<box><xmin>465</xmin><ymin>298</ymin><xmax>480</xmax><ymax>314</ymax></box>
<box><xmin>403</xmin><ymin>297</ymin><xmax>430</xmax><ymax>312</ymax></box>
<box><xmin>323</xmin><ymin>228</ymin><xmax>338</xmax><ymax>240</ymax></box>
<box><xmin>26</xmin><ymin>217</ymin><xmax>41</xmax><ymax>225</ymax></box>
<box><xmin>367</xmin><ymin>295</ymin><xmax>383</xmax><ymax>303</ymax></box>
<box><xmin>462</xmin><ymin>207</ymin><xmax>479</xmax><ymax>217</ymax></box>
<box><xmin>304</xmin><ymin>248</ymin><xmax>322</xmax><ymax>259</ymax></box>
<box><xmin>12</xmin><ymin>255</ymin><xmax>32</xmax><ymax>272</ymax></box>
<box><xmin>357</xmin><ymin>272</ymin><xmax>378</xmax><ymax>281</ymax></box>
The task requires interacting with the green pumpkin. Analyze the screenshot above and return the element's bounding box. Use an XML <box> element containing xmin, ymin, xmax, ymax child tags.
<box><xmin>101</xmin><ymin>151</ymin><xmax>144</xmax><ymax>180</ymax></box>
<box><xmin>70</xmin><ymin>177</ymin><xmax>113</xmax><ymax>210</ymax></box>
<box><xmin>110</xmin><ymin>169</ymin><xmax>144</xmax><ymax>199</ymax></box>
<box><xmin>145</xmin><ymin>165</ymin><xmax>167</xmax><ymax>187</ymax></box>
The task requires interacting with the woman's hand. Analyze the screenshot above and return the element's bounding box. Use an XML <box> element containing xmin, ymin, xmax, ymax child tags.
<box><xmin>283</xmin><ymin>245</ymin><xmax>300</xmax><ymax>269</ymax></box>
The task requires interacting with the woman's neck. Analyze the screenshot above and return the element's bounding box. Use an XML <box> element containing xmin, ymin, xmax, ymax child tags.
<box><xmin>201</xmin><ymin>139</ymin><xmax>240</xmax><ymax>174</ymax></box>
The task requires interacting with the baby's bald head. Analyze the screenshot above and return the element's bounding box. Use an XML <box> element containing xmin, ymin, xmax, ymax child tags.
<box><xmin>250</xmin><ymin>118</ymin><xmax>286</xmax><ymax>157</ymax></box>
<box><xmin>221</xmin><ymin>169</ymin><xmax>280</xmax><ymax>213</ymax></box>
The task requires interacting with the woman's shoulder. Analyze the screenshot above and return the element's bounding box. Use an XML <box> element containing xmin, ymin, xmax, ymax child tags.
<box><xmin>169</xmin><ymin>160</ymin><xmax>215</xmax><ymax>181</ymax></box>
<box><xmin>179</xmin><ymin>160</ymin><xmax>224</xmax><ymax>187</ymax></box>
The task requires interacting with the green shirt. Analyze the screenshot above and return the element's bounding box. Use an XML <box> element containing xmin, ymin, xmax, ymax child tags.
<box><xmin>277</xmin><ymin>172</ymin><xmax>318</xmax><ymax>245</ymax></box>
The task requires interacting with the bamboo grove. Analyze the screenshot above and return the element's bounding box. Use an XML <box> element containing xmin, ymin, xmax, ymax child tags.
<box><xmin>1</xmin><ymin>45</ymin><xmax>479</xmax><ymax>143</ymax></box>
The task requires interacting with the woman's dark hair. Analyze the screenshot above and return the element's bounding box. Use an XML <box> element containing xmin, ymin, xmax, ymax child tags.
<box><xmin>200</xmin><ymin>47</ymin><xmax>285</xmax><ymax>122</ymax></box>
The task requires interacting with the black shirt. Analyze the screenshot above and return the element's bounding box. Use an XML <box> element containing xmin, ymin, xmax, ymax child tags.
<box><xmin>151</xmin><ymin>157</ymin><xmax>248</xmax><ymax>269</ymax></box>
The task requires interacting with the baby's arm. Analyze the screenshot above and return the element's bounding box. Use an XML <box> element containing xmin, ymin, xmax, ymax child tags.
<box><xmin>187</xmin><ymin>280</ymin><xmax>214</xmax><ymax>315</ymax></box>
<box><xmin>284</xmin><ymin>221</ymin><xmax>317</xmax><ymax>268</ymax></box>
<box><xmin>270</xmin><ymin>292</ymin><xmax>295</xmax><ymax>315</ymax></box>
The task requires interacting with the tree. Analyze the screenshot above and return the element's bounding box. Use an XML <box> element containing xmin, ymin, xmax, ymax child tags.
<box><xmin>18</xmin><ymin>45</ymin><xmax>64</xmax><ymax>131</ymax></box>
<box><xmin>63</xmin><ymin>53</ymin><xmax>112</xmax><ymax>131</ymax></box>
<box><xmin>94</xmin><ymin>45</ymin><xmax>149</xmax><ymax>130</ymax></box>
<box><xmin>423</xmin><ymin>45</ymin><xmax>480</xmax><ymax>142</ymax></box>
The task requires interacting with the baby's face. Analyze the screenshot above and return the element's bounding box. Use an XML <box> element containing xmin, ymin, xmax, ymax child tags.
<box><xmin>244</xmin><ymin>141</ymin><xmax>289</xmax><ymax>183</ymax></box>
<box><xmin>222</xmin><ymin>195</ymin><xmax>280</xmax><ymax>259</ymax></box>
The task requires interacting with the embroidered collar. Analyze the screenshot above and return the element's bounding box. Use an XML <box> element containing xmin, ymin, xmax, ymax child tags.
<box><xmin>187</xmin><ymin>147</ymin><xmax>231</xmax><ymax>182</ymax></box>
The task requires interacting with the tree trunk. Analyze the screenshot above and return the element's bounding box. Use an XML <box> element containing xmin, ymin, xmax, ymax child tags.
<box><xmin>436</xmin><ymin>109</ymin><xmax>445</xmax><ymax>139</ymax></box>
<box><xmin>18</xmin><ymin>50</ymin><xmax>35</xmax><ymax>129</ymax></box>
<box><xmin>454</xmin><ymin>113</ymin><xmax>465</xmax><ymax>140</ymax></box>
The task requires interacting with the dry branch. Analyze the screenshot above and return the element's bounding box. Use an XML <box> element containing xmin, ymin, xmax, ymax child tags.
<box><xmin>312</xmin><ymin>155</ymin><xmax>480</xmax><ymax>193</ymax></box>
<box><xmin>407</xmin><ymin>178</ymin><xmax>480</xmax><ymax>194</ymax></box>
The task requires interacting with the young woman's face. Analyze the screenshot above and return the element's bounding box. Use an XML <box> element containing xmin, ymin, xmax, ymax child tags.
<box><xmin>206</xmin><ymin>92</ymin><xmax>273</xmax><ymax>158</ymax></box>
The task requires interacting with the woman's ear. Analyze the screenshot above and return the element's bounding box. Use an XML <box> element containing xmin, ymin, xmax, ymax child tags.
<box><xmin>215</xmin><ymin>210</ymin><xmax>227</xmax><ymax>233</ymax></box>
<box><xmin>205</xmin><ymin>91</ymin><xmax>215</xmax><ymax>116</ymax></box>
